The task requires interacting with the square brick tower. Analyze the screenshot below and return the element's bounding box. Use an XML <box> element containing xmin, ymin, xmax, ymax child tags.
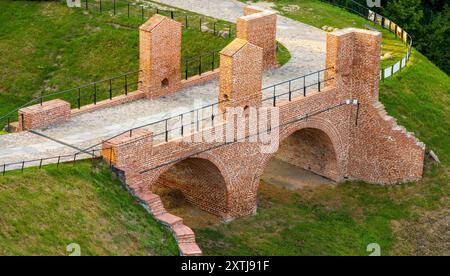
<box><xmin>219</xmin><ymin>38</ymin><xmax>263</xmax><ymax>112</ymax></box>
<box><xmin>138</xmin><ymin>15</ymin><xmax>182</xmax><ymax>99</ymax></box>
<box><xmin>237</xmin><ymin>6</ymin><xmax>277</xmax><ymax>70</ymax></box>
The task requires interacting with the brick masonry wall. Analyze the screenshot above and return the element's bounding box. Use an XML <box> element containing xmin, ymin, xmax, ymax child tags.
<box><xmin>18</xmin><ymin>99</ymin><xmax>71</xmax><ymax>130</ymax></box>
<box><xmin>103</xmin><ymin>28</ymin><xmax>425</xmax><ymax>221</ymax></box>
<box><xmin>219</xmin><ymin>38</ymin><xmax>263</xmax><ymax>112</ymax></box>
<box><xmin>138</xmin><ymin>15</ymin><xmax>182</xmax><ymax>99</ymax></box>
<box><xmin>237</xmin><ymin>6</ymin><xmax>277</xmax><ymax>70</ymax></box>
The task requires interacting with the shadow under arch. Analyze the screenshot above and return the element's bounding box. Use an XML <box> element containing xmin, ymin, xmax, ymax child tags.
<box><xmin>251</xmin><ymin>119</ymin><xmax>346</xmax><ymax>197</ymax></box>
<box><xmin>151</xmin><ymin>157</ymin><xmax>230</xmax><ymax>219</ymax></box>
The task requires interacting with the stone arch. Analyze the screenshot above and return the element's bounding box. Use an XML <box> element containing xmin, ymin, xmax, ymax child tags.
<box><xmin>146</xmin><ymin>154</ymin><xmax>231</xmax><ymax>219</ymax></box>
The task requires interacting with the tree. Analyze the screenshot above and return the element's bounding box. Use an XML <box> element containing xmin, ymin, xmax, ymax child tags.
<box><xmin>383</xmin><ymin>0</ymin><xmax>424</xmax><ymax>32</ymax></box>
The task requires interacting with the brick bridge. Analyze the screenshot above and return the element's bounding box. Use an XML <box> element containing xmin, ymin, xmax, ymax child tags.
<box><xmin>99</xmin><ymin>9</ymin><xmax>424</xmax><ymax>224</ymax></box>
<box><xmin>13</xmin><ymin>7</ymin><xmax>425</xmax><ymax>255</ymax></box>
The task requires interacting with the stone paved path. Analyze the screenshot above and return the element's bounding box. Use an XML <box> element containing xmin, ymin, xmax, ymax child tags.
<box><xmin>0</xmin><ymin>0</ymin><xmax>326</xmax><ymax>170</ymax></box>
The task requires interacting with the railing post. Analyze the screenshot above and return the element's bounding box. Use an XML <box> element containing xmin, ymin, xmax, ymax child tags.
<box><xmin>273</xmin><ymin>86</ymin><xmax>276</xmax><ymax>107</ymax></box>
<box><xmin>288</xmin><ymin>80</ymin><xmax>292</xmax><ymax>101</ymax></box>
<box><xmin>165</xmin><ymin>119</ymin><xmax>168</xmax><ymax>142</ymax></box>
<box><xmin>180</xmin><ymin>113</ymin><xmax>184</xmax><ymax>136</ymax></box>
<box><xmin>78</xmin><ymin>88</ymin><xmax>81</xmax><ymax>109</ymax></box>
<box><xmin>303</xmin><ymin>76</ymin><xmax>306</xmax><ymax>97</ymax></box>
<box><xmin>94</xmin><ymin>83</ymin><xmax>97</xmax><ymax>105</ymax></box>
<box><xmin>125</xmin><ymin>75</ymin><xmax>128</xmax><ymax>96</ymax></box>
<box><xmin>318</xmin><ymin>71</ymin><xmax>321</xmax><ymax>92</ymax></box>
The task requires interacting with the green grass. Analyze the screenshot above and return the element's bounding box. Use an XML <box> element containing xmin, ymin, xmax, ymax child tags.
<box><xmin>0</xmin><ymin>160</ymin><xmax>178</xmax><ymax>256</ymax></box>
<box><xmin>243</xmin><ymin>0</ymin><xmax>408</xmax><ymax>68</ymax></box>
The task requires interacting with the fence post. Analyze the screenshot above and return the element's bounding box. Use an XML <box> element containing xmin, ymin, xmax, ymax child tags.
<box><xmin>303</xmin><ymin>76</ymin><xmax>306</xmax><ymax>97</ymax></box>
<box><xmin>7</xmin><ymin>117</ymin><xmax>10</xmax><ymax>133</ymax></box>
<box><xmin>171</xmin><ymin>11</ymin><xmax>174</xmax><ymax>19</ymax></box>
<box><xmin>180</xmin><ymin>113</ymin><xmax>184</xmax><ymax>136</ymax></box>
<box><xmin>199</xmin><ymin>18</ymin><xmax>202</xmax><ymax>31</ymax></box>
<box><xmin>273</xmin><ymin>86</ymin><xmax>276</xmax><ymax>107</ymax></box>
<box><xmin>109</xmin><ymin>79</ymin><xmax>112</xmax><ymax>100</ymax></box>
<box><xmin>211</xmin><ymin>52</ymin><xmax>215</xmax><ymax>71</ymax></box>
<box><xmin>57</xmin><ymin>156</ymin><xmax>61</xmax><ymax>168</ymax></box>
<box><xmin>21</xmin><ymin>161</ymin><xmax>25</xmax><ymax>173</ymax></box>
<box><xmin>213</xmin><ymin>22</ymin><xmax>216</xmax><ymax>35</ymax></box>
<box><xmin>128</xmin><ymin>3</ymin><xmax>130</xmax><ymax>18</ymax></box>
<box><xmin>288</xmin><ymin>80</ymin><xmax>292</xmax><ymax>101</ymax></box>
<box><xmin>141</xmin><ymin>6</ymin><xmax>144</xmax><ymax>21</ymax></box>
<box><xmin>185</xmin><ymin>15</ymin><xmax>188</xmax><ymax>28</ymax></box>
<box><xmin>185</xmin><ymin>60</ymin><xmax>188</xmax><ymax>80</ymax></box>
<box><xmin>85</xmin><ymin>0</ymin><xmax>88</xmax><ymax>10</ymax></box>
<box><xmin>113</xmin><ymin>0</ymin><xmax>116</xmax><ymax>16</ymax></box>
<box><xmin>124</xmin><ymin>75</ymin><xmax>128</xmax><ymax>96</ymax></box>
<box><xmin>78</xmin><ymin>88</ymin><xmax>81</xmax><ymax>109</ymax></box>
<box><xmin>99</xmin><ymin>0</ymin><xmax>102</xmax><ymax>12</ymax></box>
<box><xmin>165</xmin><ymin>119</ymin><xmax>168</xmax><ymax>142</ymax></box>
<box><xmin>2</xmin><ymin>164</ymin><xmax>5</xmax><ymax>176</ymax></box>
<box><xmin>94</xmin><ymin>83</ymin><xmax>97</xmax><ymax>105</ymax></box>
<box><xmin>318</xmin><ymin>72</ymin><xmax>321</xmax><ymax>92</ymax></box>
<box><xmin>198</xmin><ymin>56</ymin><xmax>202</xmax><ymax>76</ymax></box>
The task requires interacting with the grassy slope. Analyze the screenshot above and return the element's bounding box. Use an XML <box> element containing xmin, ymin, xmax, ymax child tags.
<box><xmin>0</xmin><ymin>161</ymin><xmax>178</xmax><ymax>256</ymax></box>
<box><xmin>0</xmin><ymin>1</ymin><xmax>234</xmax><ymax>118</ymax></box>
<box><xmin>193</xmin><ymin>1</ymin><xmax>450</xmax><ymax>256</ymax></box>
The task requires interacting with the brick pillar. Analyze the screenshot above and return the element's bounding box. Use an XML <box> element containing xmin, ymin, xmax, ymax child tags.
<box><xmin>102</xmin><ymin>129</ymin><xmax>153</xmax><ymax>171</ymax></box>
<box><xmin>325</xmin><ymin>28</ymin><xmax>381</xmax><ymax>102</ymax></box>
<box><xmin>18</xmin><ymin>99</ymin><xmax>71</xmax><ymax>131</ymax></box>
<box><xmin>219</xmin><ymin>38</ymin><xmax>263</xmax><ymax>112</ymax></box>
<box><xmin>237</xmin><ymin>6</ymin><xmax>277</xmax><ymax>70</ymax></box>
<box><xmin>326</xmin><ymin>28</ymin><xmax>425</xmax><ymax>184</ymax></box>
<box><xmin>138</xmin><ymin>15</ymin><xmax>182</xmax><ymax>99</ymax></box>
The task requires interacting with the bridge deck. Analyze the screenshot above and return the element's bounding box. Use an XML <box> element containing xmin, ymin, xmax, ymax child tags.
<box><xmin>0</xmin><ymin>0</ymin><xmax>326</xmax><ymax>170</ymax></box>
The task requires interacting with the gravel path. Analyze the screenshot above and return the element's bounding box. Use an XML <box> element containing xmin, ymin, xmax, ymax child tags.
<box><xmin>0</xmin><ymin>0</ymin><xmax>326</xmax><ymax>170</ymax></box>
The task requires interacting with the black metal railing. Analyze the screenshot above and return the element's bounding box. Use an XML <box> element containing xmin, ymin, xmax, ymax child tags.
<box><xmin>261</xmin><ymin>68</ymin><xmax>334</xmax><ymax>107</ymax></box>
<box><xmin>182</xmin><ymin>49</ymin><xmax>221</xmax><ymax>80</ymax></box>
<box><xmin>81</xmin><ymin>0</ymin><xmax>235</xmax><ymax>39</ymax></box>
<box><xmin>0</xmin><ymin>70</ymin><xmax>141</xmax><ymax>131</ymax></box>
<box><xmin>0</xmin><ymin>147</ymin><xmax>108</xmax><ymax>175</ymax></box>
